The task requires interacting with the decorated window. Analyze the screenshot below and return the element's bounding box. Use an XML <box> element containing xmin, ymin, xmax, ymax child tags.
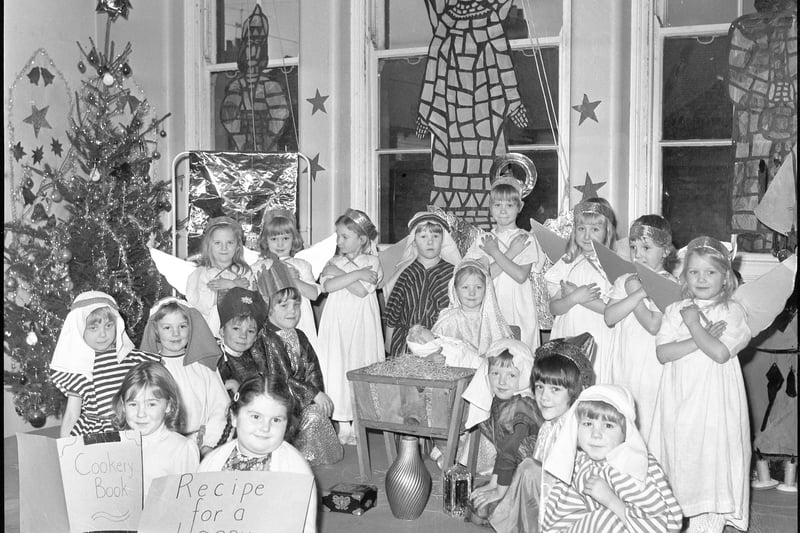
<box><xmin>374</xmin><ymin>0</ymin><xmax>564</xmax><ymax>242</ymax></box>
<box><xmin>204</xmin><ymin>0</ymin><xmax>299</xmax><ymax>152</ymax></box>
<box><xmin>649</xmin><ymin>1</ymin><xmax>795</xmax><ymax>254</ymax></box>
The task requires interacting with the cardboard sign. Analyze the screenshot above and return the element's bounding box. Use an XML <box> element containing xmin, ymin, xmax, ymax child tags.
<box><xmin>530</xmin><ymin>218</ymin><xmax>568</xmax><ymax>264</ymax></box>
<box><xmin>635</xmin><ymin>263</ymin><xmax>683</xmax><ymax>312</ymax></box>
<box><xmin>593</xmin><ymin>241</ymin><xmax>637</xmax><ymax>284</ymax></box>
<box><xmin>734</xmin><ymin>254</ymin><xmax>797</xmax><ymax>335</ymax></box>
<box><xmin>18</xmin><ymin>430</ymin><xmax>143</xmax><ymax>533</ymax></box>
<box><xmin>138</xmin><ymin>471</ymin><xmax>314</xmax><ymax>533</ymax></box>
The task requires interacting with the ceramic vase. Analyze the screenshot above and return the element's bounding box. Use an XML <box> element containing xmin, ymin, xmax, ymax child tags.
<box><xmin>384</xmin><ymin>435</ymin><xmax>432</xmax><ymax>520</ymax></box>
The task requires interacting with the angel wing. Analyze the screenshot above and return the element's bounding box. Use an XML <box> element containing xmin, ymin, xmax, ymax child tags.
<box><xmin>295</xmin><ymin>232</ymin><xmax>337</xmax><ymax>280</ymax></box>
<box><xmin>148</xmin><ymin>247</ymin><xmax>198</xmax><ymax>294</ymax></box>
<box><xmin>734</xmin><ymin>254</ymin><xmax>797</xmax><ymax>336</ymax></box>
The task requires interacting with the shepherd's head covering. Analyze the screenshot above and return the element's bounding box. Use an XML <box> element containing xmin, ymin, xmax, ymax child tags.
<box><xmin>50</xmin><ymin>291</ymin><xmax>135</xmax><ymax>378</ymax></box>
<box><xmin>140</xmin><ymin>297</ymin><xmax>222</xmax><ymax>369</ymax></box>
<box><xmin>438</xmin><ymin>257</ymin><xmax>511</xmax><ymax>354</ymax></box>
<box><xmin>255</xmin><ymin>260</ymin><xmax>297</xmax><ymax>304</ymax></box>
<box><xmin>544</xmin><ymin>384</ymin><xmax>649</xmax><ymax>487</ymax></box>
<box><xmin>534</xmin><ymin>332</ymin><xmax>597</xmax><ymax>390</ymax></box>
<box><xmin>217</xmin><ymin>287</ymin><xmax>268</xmax><ymax>328</ymax></box>
<box><xmin>462</xmin><ymin>338</ymin><xmax>535</xmax><ymax>428</ymax></box>
<box><xmin>382</xmin><ymin>210</ymin><xmax>462</xmax><ymax>298</ymax></box>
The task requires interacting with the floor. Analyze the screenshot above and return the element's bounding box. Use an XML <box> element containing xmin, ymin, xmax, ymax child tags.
<box><xmin>4</xmin><ymin>427</ymin><xmax>798</xmax><ymax>532</ymax></box>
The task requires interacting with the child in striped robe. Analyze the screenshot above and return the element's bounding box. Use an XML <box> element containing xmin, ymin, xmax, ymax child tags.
<box><xmin>49</xmin><ymin>291</ymin><xmax>160</xmax><ymax>437</ymax></box>
<box><xmin>542</xmin><ymin>384</ymin><xmax>682</xmax><ymax>533</ymax></box>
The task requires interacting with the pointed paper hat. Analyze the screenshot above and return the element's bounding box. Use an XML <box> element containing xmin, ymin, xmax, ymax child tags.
<box><xmin>256</xmin><ymin>260</ymin><xmax>297</xmax><ymax>303</ymax></box>
<box><xmin>534</xmin><ymin>332</ymin><xmax>597</xmax><ymax>390</ymax></box>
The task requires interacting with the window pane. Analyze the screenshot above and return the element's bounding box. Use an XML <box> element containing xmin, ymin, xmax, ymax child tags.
<box><xmin>515</xmin><ymin>150</ymin><xmax>559</xmax><ymax>228</ymax></box>
<box><xmin>506</xmin><ymin>48</ymin><xmax>558</xmax><ymax>145</ymax></box>
<box><xmin>379</xmin><ymin>48</ymin><xmax>557</xmax><ymax>150</ymax></box>
<box><xmin>379</xmin><ymin>153</ymin><xmax>433</xmax><ymax>243</ymax></box>
<box><xmin>662</xmin><ymin>36</ymin><xmax>732</xmax><ymax>140</ymax></box>
<box><xmin>378</xmin><ymin>150</ymin><xmax>558</xmax><ymax>243</ymax></box>
<box><xmin>378</xmin><ymin>57</ymin><xmax>429</xmax><ymax>150</ymax></box>
<box><xmin>662</xmin><ymin>146</ymin><xmax>735</xmax><ymax>248</ymax></box>
<box><xmin>216</xmin><ymin>0</ymin><xmax>299</xmax><ymax>64</ymax></box>
<box><xmin>664</xmin><ymin>0</ymin><xmax>754</xmax><ymax>27</ymax></box>
<box><xmin>210</xmin><ymin>67</ymin><xmax>299</xmax><ymax>152</ymax></box>
<box><xmin>382</xmin><ymin>0</ymin><xmax>561</xmax><ymax>49</ymax></box>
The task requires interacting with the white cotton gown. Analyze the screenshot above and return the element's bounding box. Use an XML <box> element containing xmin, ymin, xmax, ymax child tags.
<box><xmin>317</xmin><ymin>253</ymin><xmax>385</xmax><ymax>421</ymax></box>
<box><xmin>649</xmin><ymin>298</ymin><xmax>751</xmax><ymax>531</ymax></box>
<box><xmin>467</xmin><ymin>228</ymin><xmax>547</xmax><ymax>350</ymax></box>
<box><xmin>607</xmin><ymin>272</ymin><xmax>665</xmax><ymax>441</ymax></box>
<box><xmin>544</xmin><ymin>254</ymin><xmax>614</xmax><ymax>383</ymax></box>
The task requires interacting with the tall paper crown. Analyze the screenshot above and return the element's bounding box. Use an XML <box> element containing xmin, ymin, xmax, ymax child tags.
<box><xmin>573</xmin><ymin>200</ymin><xmax>614</xmax><ymax>223</ymax></box>
<box><xmin>344</xmin><ymin>208</ymin><xmax>378</xmax><ymax>241</ymax></box>
<box><xmin>686</xmin><ymin>236</ymin><xmax>732</xmax><ymax>267</ymax></box>
<box><xmin>256</xmin><ymin>260</ymin><xmax>297</xmax><ymax>302</ymax></box>
<box><xmin>629</xmin><ymin>221</ymin><xmax>672</xmax><ymax>248</ymax></box>
<box><xmin>535</xmin><ymin>332</ymin><xmax>597</xmax><ymax>390</ymax></box>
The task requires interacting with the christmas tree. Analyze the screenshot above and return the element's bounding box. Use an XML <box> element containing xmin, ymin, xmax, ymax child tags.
<box><xmin>4</xmin><ymin>1</ymin><xmax>173</xmax><ymax>427</ymax></box>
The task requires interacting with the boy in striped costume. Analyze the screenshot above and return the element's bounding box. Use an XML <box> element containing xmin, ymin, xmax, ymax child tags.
<box><xmin>542</xmin><ymin>385</ymin><xmax>682</xmax><ymax>533</ymax></box>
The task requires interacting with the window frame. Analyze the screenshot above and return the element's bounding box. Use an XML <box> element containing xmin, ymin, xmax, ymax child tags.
<box><xmin>630</xmin><ymin>1</ymin><xmax>779</xmax><ymax>279</ymax></box>
<box><xmin>362</xmin><ymin>3</ymin><xmax>571</xmax><ymax>226</ymax></box>
<box><xmin>184</xmin><ymin>0</ymin><xmax>299</xmax><ymax>152</ymax></box>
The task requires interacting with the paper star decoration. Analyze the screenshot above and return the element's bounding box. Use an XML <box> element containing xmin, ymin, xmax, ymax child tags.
<box><xmin>50</xmin><ymin>138</ymin><xmax>63</xmax><ymax>157</ymax></box>
<box><xmin>23</xmin><ymin>105</ymin><xmax>52</xmax><ymax>138</ymax></box>
<box><xmin>303</xmin><ymin>153</ymin><xmax>326</xmax><ymax>182</ymax></box>
<box><xmin>571</xmin><ymin>94</ymin><xmax>601</xmax><ymax>125</ymax></box>
<box><xmin>306</xmin><ymin>89</ymin><xmax>329</xmax><ymax>115</ymax></box>
<box><xmin>574</xmin><ymin>173</ymin><xmax>606</xmax><ymax>200</ymax></box>
<box><xmin>12</xmin><ymin>142</ymin><xmax>26</xmax><ymax>162</ymax></box>
<box><xmin>31</xmin><ymin>146</ymin><xmax>45</xmax><ymax>165</ymax></box>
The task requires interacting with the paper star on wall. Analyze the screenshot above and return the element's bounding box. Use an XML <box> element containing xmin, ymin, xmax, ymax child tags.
<box><xmin>31</xmin><ymin>146</ymin><xmax>45</xmax><ymax>165</ymax></box>
<box><xmin>574</xmin><ymin>173</ymin><xmax>606</xmax><ymax>200</ymax></box>
<box><xmin>302</xmin><ymin>153</ymin><xmax>326</xmax><ymax>182</ymax></box>
<box><xmin>23</xmin><ymin>105</ymin><xmax>52</xmax><ymax>138</ymax></box>
<box><xmin>12</xmin><ymin>142</ymin><xmax>26</xmax><ymax>162</ymax></box>
<box><xmin>571</xmin><ymin>94</ymin><xmax>601</xmax><ymax>125</ymax></box>
<box><xmin>306</xmin><ymin>89</ymin><xmax>329</xmax><ymax>115</ymax></box>
<box><xmin>50</xmin><ymin>138</ymin><xmax>63</xmax><ymax>157</ymax></box>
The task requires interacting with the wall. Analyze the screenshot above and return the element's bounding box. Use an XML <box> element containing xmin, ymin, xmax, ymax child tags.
<box><xmin>3</xmin><ymin>0</ymin><xmax>184</xmax><ymax>437</ymax></box>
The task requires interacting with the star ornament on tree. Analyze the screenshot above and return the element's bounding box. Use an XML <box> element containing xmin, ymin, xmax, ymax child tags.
<box><xmin>306</xmin><ymin>89</ymin><xmax>329</xmax><ymax>115</ymax></box>
<box><xmin>96</xmin><ymin>0</ymin><xmax>132</xmax><ymax>21</ymax></box>
<box><xmin>571</xmin><ymin>94</ymin><xmax>601</xmax><ymax>126</ymax></box>
<box><xmin>574</xmin><ymin>172</ymin><xmax>606</xmax><ymax>200</ymax></box>
<box><xmin>12</xmin><ymin>142</ymin><xmax>26</xmax><ymax>162</ymax></box>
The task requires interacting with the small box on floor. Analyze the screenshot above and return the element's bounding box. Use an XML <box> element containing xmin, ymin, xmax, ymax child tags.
<box><xmin>321</xmin><ymin>483</ymin><xmax>378</xmax><ymax>515</ymax></box>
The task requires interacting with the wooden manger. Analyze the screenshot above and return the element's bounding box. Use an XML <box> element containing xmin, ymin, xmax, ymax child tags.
<box><xmin>347</xmin><ymin>358</ymin><xmax>478</xmax><ymax>480</ymax></box>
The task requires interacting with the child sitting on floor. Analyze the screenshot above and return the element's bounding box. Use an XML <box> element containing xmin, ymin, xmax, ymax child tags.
<box><xmin>216</xmin><ymin>287</ymin><xmax>268</xmax><ymax>396</ymax></box>
<box><xmin>200</xmin><ymin>374</ymin><xmax>316</xmax><ymax>533</ymax></box>
<box><xmin>140</xmin><ymin>298</ymin><xmax>229</xmax><ymax>456</ymax></box>
<box><xmin>50</xmin><ymin>291</ymin><xmax>160</xmax><ymax>437</ymax></box>
<box><xmin>252</xmin><ymin>260</ymin><xmax>343</xmax><ymax>465</ymax></box>
<box><xmin>490</xmin><ymin>333</ymin><xmax>597</xmax><ymax>533</ymax></box>
<box><xmin>462</xmin><ymin>339</ymin><xmax>544</xmax><ymax>526</ymax></box>
<box><xmin>542</xmin><ymin>384</ymin><xmax>682</xmax><ymax>532</ymax></box>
